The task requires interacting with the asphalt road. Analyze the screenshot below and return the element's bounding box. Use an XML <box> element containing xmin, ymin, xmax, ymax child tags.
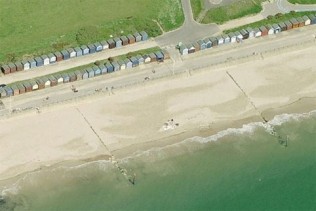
<box><xmin>2</xmin><ymin>24</ymin><xmax>316</xmax><ymax>117</ymax></box>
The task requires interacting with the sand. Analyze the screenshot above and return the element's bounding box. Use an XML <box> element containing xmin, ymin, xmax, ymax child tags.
<box><xmin>0</xmin><ymin>40</ymin><xmax>316</xmax><ymax>182</ymax></box>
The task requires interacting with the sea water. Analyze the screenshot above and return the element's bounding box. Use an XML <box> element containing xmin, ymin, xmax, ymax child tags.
<box><xmin>1</xmin><ymin>111</ymin><xmax>315</xmax><ymax>211</ymax></box>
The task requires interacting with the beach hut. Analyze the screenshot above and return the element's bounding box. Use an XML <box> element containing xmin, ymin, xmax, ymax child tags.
<box><xmin>203</xmin><ymin>38</ymin><xmax>212</xmax><ymax>48</ymax></box>
<box><xmin>149</xmin><ymin>53</ymin><xmax>157</xmax><ymax>62</ymax></box>
<box><xmin>130</xmin><ymin>57</ymin><xmax>139</xmax><ymax>67</ymax></box>
<box><xmin>35</xmin><ymin>78</ymin><xmax>45</xmax><ymax>89</ymax></box>
<box><xmin>197</xmin><ymin>40</ymin><xmax>206</xmax><ymax>50</ymax></box>
<box><xmin>88</xmin><ymin>44</ymin><xmax>96</xmax><ymax>54</ymax></box>
<box><xmin>114</xmin><ymin>37</ymin><xmax>122</xmax><ymax>48</ymax></box>
<box><xmin>55</xmin><ymin>74</ymin><xmax>64</xmax><ymax>84</ymax></box>
<box><xmin>187</xmin><ymin>43</ymin><xmax>195</xmax><ymax>54</ymax></box>
<box><xmin>29</xmin><ymin>80</ymin><xmax>39</xmax><ymax>91</ymax></box>
<box><xmin>253</xmin><ymin>28</ymin><xmax>262</xmax><ymax>37</ymax></box>
<box><xmin>124</xmin><ymin>58</ymin><xmax>133</xmax><ymax>69</ymax></box>
<box><xmin>48</xmin><ymin>53</ymin><xmax>57</xmax><ymax>63</ymax></box>
<box><xmin>228</xmin><ymin>32</ymin><xmax>237</xmax><ymax>43</ymax></box>
<box><xmin>34</xmin><ymin>57</ymin><xmax>44</xmax><ymax>67</ymax></box>
<box><xmin>284</xmin><ymin>20</ymin><xmax>293</xmax><ymax>30</ymax></box>
<box><xmin>75</xmin><ymin>70</ymin><xmax>83</xmax><ymax>80</ymax></box>
<box><xmin>209</xmin><ymin>37</ymin><xmax>217</xmax><ymax>46</ymax></box>
<box><xmin>17</xmin><ymin>84</ymin><xmax>26</xmax><ymax>94</ymax></box>
<box><xmin>41</xmin><ymin>55</ymin><xmax>50</xmax><ymax>65</ymax></box>
<box><xmin>42</xmin><ymin>77</ymin><xmax>51</xmax><ymax>87</ymax></box>
<box><xmin>94</xmin><ymin>42</ymin><xmax>103</xmax><ymax>52</ymax></box>
<box><xmin>62</xmin><ymin>73</ymin><xmax>70</xmax><ymax>83</ymax></box>
<box><xmin>8</xmin><ymin>63</ymin><xmax>17</xmax><ymax>73</ymax></box>
<box><xmin>86</xmin><ymin>67</ymin><xmax>95</xmax><ymax>78</ymax></box>
<box><xmin>302</xmin><ymin>15</ymin><xmax>311</xmax><ymax>26</ymax></box>
<box><xmin>82</xmin><ymin>70</ymin><xmax>89</xmax><ymax>79</ymax></box>
<box><xmin>112</xmin><ymin>61</ymin><xmax>120</xmax><ymax>71</ymax></box>
<box><xmin>1</xmin><ymin>65</ymin><xmax>10</xmax><ymax>74</ymax></box>
<box><xmin>107</xmin><ymin>39</ymin><xmax>115</xmax><ymax>49</ymax></box>
<box><xmin>193</xmin><ymin>42</ymin><xmax>200</xmax><ymax>52</ymax></box>
<box><xmin>54</xmin><ymin>52</ymin><xmax>63</xmax><ymax>62</ymax></box>
<box><xmin>74</xmin><ymin>47</ymin><xmax>83</xmax><ymax>57</ymax></box>
<box><xmin>105</xmin><ymin>63</ymin><xmax>114</xmax><ymax>73</ymax></box>
<box><xmin>29</xmin><ymin>59</ymin><xmax>37</xmax><ymax>68</ymax></box>
<box><xmin>99</xmin><ymin>64</ymin><xmax>107</xmax><ymax>74</ymax></box>
<box><xmin>179</xmin><ymin>44</ymin><xmax>189</xmax><ymax>55</ymax></box>
<box><xmin>21</xmin><ymin>60</ymin><xmax>31</xmax><ymax>70</ymax></box>
<box><xmin>234</xmin><ymin>31</ymin><xmax>243</xmax><ymax>40</ymax></box>
<box><xmin>61</xmin><ymin>50</ymin><xmax>70</xmax><ymax>60</ymax></box>
<box><xmin>101</xmin><ymin>41</ymin><xmax>109</xmax><ymax>50</ymax></box>
<box><xmin>23</xmin><ymin>82</ymin><xmax>32</xmax><ymax>92</ymax></box>
<box><xmin>296</xmin><ymin>17</ymin><xmax>305</xmax><ymax>27</ymax></box>
<box><xmin>266</xmin><ymin>25</ymin><xmax>274</xmax><ymax>35</ymax></box>
<box><xmin>259</xmin><ymin>26</ymin><xmax>268</xmax><ymax>36</ymax></box>
<box><xmin>143</xmin><ymin>55</ymin><xmax>151</xmax><ymax>63</ymax></box>
<box><xmin>290</xmin><ymin>18</ymin><xmax>299</xmax><ymax>28</ymax></box>
<box><xmin>92</xmin><ymin>66</ymin><xmax>101</xmax><ymax>76</ymax></box>
<box><xmin>216</xmin><ymin>36</ymin><xmax>224</xmax><ymax>45</ymax></box>
<box><xmin>118</xmin><ymin>60</ymin><xmax>126</xmax><ymax>70</ymax></box>
<box><xmin>120</xmin><ymin>36</ymin><xmax>129</xmax><ymax>46</ymax></box>
<box><xmin>308</xmin><ymin>14</ymin><xmax>316</xmax><ymax>24</ymax></box>
<box><xmin>15</xmin><ymin>62</ymin><xmax>23</xmax><ymax>71</ymax></box>
<box><xmin>81</xmin><ymin>45</ymin><xmax>90</xmax><ymax>55</ymax></box>
<box><xmin>49</xmin><ymin>75</ymin><xmax>58</xmax><ymax>86</ymax></box>
<box><xmin>272</xmin><ymin>24</ymin><xmax>281</xmax><ymax>34</ymax></box>
<box><xmin>67</xmin><ymin>48</ymin><xmax>76</xmax><ymax>58</ymax></box>
<box><xmin>136</xmin><ymin>55</ymin><xmax>144</xmax><ymax>65</ymax></box>
<box><xmin>162</xmin><ymin>50</ymin><xmax>170</xmax><ymax>60</ymax></box>
<box><xmin>155</xmin><ymin>51</ymin><xmax>164</xmax><ymax>62</ymax></box>
<box><xmin>127</xmin><ymin>34</ymin><xmax>136</xmax><ymax>44</ymax></box>
<box><xmin>246</xmin><ymin>27</ymin><xmax>255</xmax><ymax>38</ymax></box>
<box><xmin>69</xmin><ymin>72</ymin><xmax>77</xmax><ymax>82</ymax></box>
<box><xmin>240</xmin><ymin>29</ymin><xmax>249</xmax><ymax>39</ymax></box>
<box><xmin>222</xmin><ymin>34</ymin><xmax>230</xmax><ymax>44</ymax></box>
<box><xmin>140</xmin><ymin>31</ymin><xmax>148</xmax><ymax>41</ymax></box>
<box><xmin>11</xmin><ymin>85</ymin><xmax>19</xmax><ymax>96</ymax></box>
<box><xmin>133</xmin><ymin>32</ymin><xmax>142</xmax><ymax>42</ymax></box>
<box><xmin>278</xmin><ymin>22</ymin><xmax>287</xmax><ymax>31</ymax></box>
<box><xmin>4</xmin><ymin>86</ymin><xmax>13</xmax><ymax>96</ymax></box>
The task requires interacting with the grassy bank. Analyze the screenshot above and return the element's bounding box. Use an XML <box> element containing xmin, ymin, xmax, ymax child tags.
<box><xmin>223</xmin><ymin>11</ymin><xmax>316</xmax><ymax>34</ymax></box>
<box><xmin>8</xmin><ymin>47</ymin><xmax>162</xmax><ymax>87</ymax></box>
<box><xmin>288</xmin><ymin>0</ymin><xmax>316</xmax><ymax>4</ymax></box>
<box><xmin>202</xmin><ymin>0</ymin><xmax>264</xmax><ymax>24</ymax></box>
<box><xmin>191</xmin><ymin>0</ymin><xmax>204</xmax><ymax>20</ymax></box>
<box><xmin>0</xmin><ymin>0</ymin><xmax>183</xmax><ymax>64</ymax></box>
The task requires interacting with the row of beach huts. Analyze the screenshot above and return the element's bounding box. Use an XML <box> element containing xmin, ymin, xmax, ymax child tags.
<box><xmin>0</xmin><ymin>50</ymin><xmax>169</xmax><ymax>98</ymax></box>
<box><xmin>179</xmin><ymin>14</ymin><xmax>316</xmax><ymax>55</ymax></box>
<box><xmin>0</xmin><ymin>31</ymin><xmax>149</xmax><ymax>74</ymax></box>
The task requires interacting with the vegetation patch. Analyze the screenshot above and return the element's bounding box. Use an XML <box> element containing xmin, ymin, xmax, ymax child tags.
<box><xmin>223</xmin><ymin>11</ymin><xmax>316</xmax><ymax>34</ymax></box>
<box><xmin>288</xmin><ymin>0</ymin><xmax>316</xmax><ymax>4</ymax></box>
<box><xmin>0</xmin><ymin>0</ymin><xmax>183</xmax><ymax>63</ymax></box>
<box><xmin>191</xmin><ymin>0</ymin><xmax>204</xmax><ymax>20</ymax></box>
<box><xmin>202</xmin><ymin>0</ymin><xmax>265</xmax><ymax>24</ymax></box>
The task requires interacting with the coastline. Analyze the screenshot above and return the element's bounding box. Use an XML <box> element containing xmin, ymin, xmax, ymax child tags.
<box><xmin>1</xmin><ymin>42</ymin><xmax>316</xmax><ymax>191</ymax></box>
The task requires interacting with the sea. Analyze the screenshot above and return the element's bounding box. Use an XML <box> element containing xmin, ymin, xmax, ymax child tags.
<box><xmin>1</xmin><ymin>111</ymin><xmax>315</xmax><ymax>211</ymax></box>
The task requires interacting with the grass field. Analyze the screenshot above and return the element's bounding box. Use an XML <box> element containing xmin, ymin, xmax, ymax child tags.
<box><xmin>288</xmin><ymin>0</ymin><xmax>316</xmax><ymax>4</ymax></box>
<box><xmin>0</xmin><ymin>0</ymin><xmax>183</xmax><ymax>64</ymax></box>
<box><xmin>191</xmin><ymin>0</ymin><xmax>204</xmax><ymax>20</ymax></box>
<box><xmin>223</xmin><ymin>11</ymin><xmax>316</xmax><ymax>34</ymax></box>
<box><xmin>202</xmin><ymin>0</ymin><xmax>265</xmax><ymax>24</ymax></box>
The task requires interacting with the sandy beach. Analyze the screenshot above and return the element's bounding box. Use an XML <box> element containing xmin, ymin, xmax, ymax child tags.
<box><xmin>0</xmin><ymin>41</ymin><xmax>316</xmax><ymax>183</ymax></box>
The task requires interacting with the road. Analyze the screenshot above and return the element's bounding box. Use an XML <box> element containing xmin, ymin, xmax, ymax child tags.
<box><xmin>2</xmin><ymin>24</ymin><xmax>316</xmax><ymax>116</ymax></box>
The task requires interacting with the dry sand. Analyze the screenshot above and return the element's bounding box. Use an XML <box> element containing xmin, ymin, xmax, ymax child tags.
<box><xmin>0</xmin><ymin>44</ymin><xmax>316</xmax><ymax>181</ymax></box>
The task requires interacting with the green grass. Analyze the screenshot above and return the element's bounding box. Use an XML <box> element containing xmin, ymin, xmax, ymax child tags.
<box><xmin>191</xmin><ymin>0</ymin><xmax>204</xmax><ymax>20</ymax></box>
<box><xmin>0</xmin><ymin>0</ymin><xmax>183</xmax><ymax>64</ymax></box>
<box><xmin>288</xmin><ymin>0</ymin><xmax>316</xmax><ymax>4</ymax></box>
<box><xmin>202</xmin><ymin>0</ymin><xmax>265</xmax><ymax>24</ymax></box>
<box><xmin>223</xmin><ymin>11</ymin><xmax>316</xmax><ymax>34</ymax></box>
<box><xmin>7</xmin><ymin>47</ymin><xmax>162</xmax><ymax>87</ymax></box>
